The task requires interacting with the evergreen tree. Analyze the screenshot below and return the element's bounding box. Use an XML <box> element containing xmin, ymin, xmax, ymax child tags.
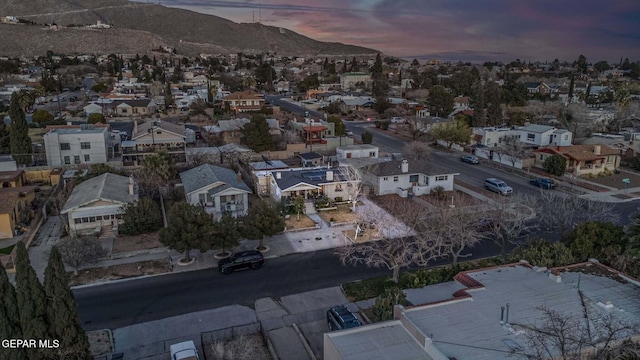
<box><xmin>240</xmin><ymin>200</ymin><xmax>285</xmax><ymax>250</ymax></box>
<box><xmin>371</xmin><ymin>53</ymin><xmax>384</xmax><ymax>80</ymax></box>
<box><xmin>44</xmin><ymin>247</ymin><xmax>92</xmax><ymax>359</ymax></box>
<box><xmin>8</xmin><ymin>93</ymin><xmax>32</xmax><ymax>166</ymax></box>
<box><xmin>342</xmin><ymin>58</ymin><xmax>348</xmax><ymax>73</ymax></box>
<box><xmin>471</xmin><ymin>81</ymin><xmax>486</xmax><ymax>127</ymax></box>
<box><xmin>14</xmin><ymin>241</ymin><xmax>49</xmax><ymax>359</ymax></box>
<box><xmin>484</xmin><ymin>81</ymin><xmax>503</xmax><ymax>126</ymax></box>
<box><xmin>241</xmin><ymin>114</ymin><xmax>275</xmax><ymax>152</ymax></box>
<box><xmin>212</xmin><ymin>211</ymin><xmax>241</xmax><ymax>256</ymax></box>
<box><xmin>350</xmin><ymin>57</ymin><xmax>359</xmax><ymax>72</ymax></box>
<box><xmin>568</xmin><ymin>74</ymin><xmax>575</xmax><ymax>100</ymax></box>
<box><xmin>0</xmin><ymin>264</ymin><xmax>26</xmax><ymax>360</ymax></box>
<box><xmin>0</xmin><ymin>120</ymin><xmax>10</xmax><ymax>154</ymax></box>
<box><xmin>159</xmin><ymin>203</ymin><xmax>215</xmax><ymax>262</ymax></box>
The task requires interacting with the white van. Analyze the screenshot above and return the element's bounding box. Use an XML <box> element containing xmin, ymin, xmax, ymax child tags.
<box><xmin>484</xmin><ymin>178</ymin><xmax>513</xmax><ymax>196</ymax></box>
<box><xmin>170</xmin><ymin>341</ymin><xmax>200</xmax><ymax>360</ymax></box>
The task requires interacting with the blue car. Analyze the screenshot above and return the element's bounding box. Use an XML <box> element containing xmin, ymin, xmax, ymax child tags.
<box><xmin>460</xmin><ymin>155</ymin><xmax>480</xmax><ymax>164</ymax></box>
<box><xmin>529</xmin><ymin>177</ymin><xmax>556</xmax><ymax>189</ymax></box>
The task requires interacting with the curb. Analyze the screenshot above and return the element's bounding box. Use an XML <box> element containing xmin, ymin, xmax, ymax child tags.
<box><xmin>292</xmin><ymin>323</ymin><xmax>317</xmax><ymax>360</ymax></box>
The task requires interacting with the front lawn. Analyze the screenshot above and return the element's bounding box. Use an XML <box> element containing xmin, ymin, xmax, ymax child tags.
<box><xmin>112</xmin><ymin>231</ymin><xmax>163</xmax><ymax>253</ymax></box>
<box><xmin>317</xmin><ymin>204</ymin><xmax>358</xmax><ymax>224</ymax></box>
<box><xmin>285</xmin><ymin>215</ymin><xmax>316</xmax><ymax>230</ymax></box>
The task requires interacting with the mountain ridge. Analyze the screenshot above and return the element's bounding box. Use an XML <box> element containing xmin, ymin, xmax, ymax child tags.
<box><xmin>0</xmin><ymin>0</ymin><xmax>379</xmax><ymax>57</ymax></box>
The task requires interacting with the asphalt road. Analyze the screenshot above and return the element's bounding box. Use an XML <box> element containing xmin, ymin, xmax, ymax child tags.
<box><xmin>75</xmin><ymin>240</ymin><xmax>503</xmax><ymax>331</ymax></box>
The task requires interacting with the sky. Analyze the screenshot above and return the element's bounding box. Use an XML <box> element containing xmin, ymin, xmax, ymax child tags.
<box><xmin>148</xmin><ymin>0</ymin><xmax>640</xmax><ymax>63</ymax></box>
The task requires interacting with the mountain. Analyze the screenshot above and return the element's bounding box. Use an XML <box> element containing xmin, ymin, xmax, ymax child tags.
<box><xmin>0</xmin><ymin>0</ymin><xmax>378</xmax><ymax>57</ymax></box>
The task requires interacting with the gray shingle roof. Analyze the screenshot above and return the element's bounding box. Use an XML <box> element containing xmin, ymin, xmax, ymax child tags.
<box><xmin>273</xmin><ymin>167</ymin><xmax>350</xmax><ymax>191</ymax></box>
<box><xmin>520</xmin><ymin>124</ymin><xmax>555</xmax><ymax>133</ymax></box>
<box><xmin>362</xmin><ymin>160</ymin><xmax>454</xmax><ymax>177</ymax></box>
<box><xmin>61</xmin><ymin>173</ymin><xmax>137</xmax><ymax>214</ymax></box>
<box><xmin>179</xmin><ymin>164</ymin><xmax>251</xmax><ymax>195</ymax></box>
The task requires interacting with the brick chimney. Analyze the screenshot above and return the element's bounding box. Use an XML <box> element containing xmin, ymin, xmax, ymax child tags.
<box><xmin>237</xmin><ymin>171</ymin><xmax>242</xmax><ymax>182</ymax></box>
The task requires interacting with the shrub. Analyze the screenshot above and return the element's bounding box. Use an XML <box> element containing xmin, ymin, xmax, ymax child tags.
<box><xmin>380</xmin><ymin>121</ymin><xmax>390</xmax><ymax>130</ymax></box>
<box><xmin>361</xmin><ymin>131</ymin><xmax>373</xmax><ymax>144</ymax></box>
<box><xmin>543</xmin><ymin>154</ymin><xmax>566</xmax><ymax>176</ymax></box>
<box><xmin>120</xmin><ymin>198</ymin><xmax>163</xmax><ymax>235</ymax></box>
<box><xmin>371</xmin><ymin>287</ymin><xmax>410</xmax><ymax>322</ymax></box>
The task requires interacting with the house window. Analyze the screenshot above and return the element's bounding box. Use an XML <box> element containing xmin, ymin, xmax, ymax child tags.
<box><xmin>393</xmin><ymin>176</ymin><xmax>399</xmax><ymax>182</ymax></box>
<box><xmin>564</xmin><ymin>135</ymin><xmax>569</xmax><ymax>140</ymax></box>
<box><xmin>84</xmin><ymin>155</ymin><xmax>90</xmax><ymax>162</ymax></box>
<box><xmin>424</xmin><ymin>176</ymin><xmax>429</xmax><ymax>185</ymax></box>
<box><xmin>527</xmin><ymin>133</ymin><xmax>535</xmax><ymax>141</ymax></box>
<box><xmin>81</xmin><ymin>142</ymin><xmax>91</xmax><ymax>149</ymax></box>
<box><xmin>435</xmin><ymin>175</ymin><xmax>448</xmax><ymax>181</ymax></box>
<box><xmin>409</xmin><ymin>175</ymin><xmax>419</xmax><ymax>183</ymax></box>
<box><xmin>64</xmin><ymin>156</ymin><xmax>70</xmax><ymax>165</ymax></box>
<box><xmin>199</xmin><ymin>194</ymin><xmax>207</xmax><ymax>204</ymax></box>
<box><xmin>369</xmin><ymin>152</ymin><xmax>376</xmax><ymax>157</ymax></box>
<box><xmin>74</xmin><ymin>156</ymin><xmax>80</xmax><ymax>164</ymax></box>
<box><xmin>60</xmin><ymin>143</ymin><xmax>70</xmax><ymax>150</ymax></box>
<box><xmin>121</xmin><ymin>108</ymin><xmax>128</xmax><ymax>113</ymax></box>
<box><xmin>383</xmin><ymin>177</ymin><xmax>388</xmax><ymax>181</ymax></box>
<box><xmin>335</xmin><ymin>184</ymin><xmax>343</xmax><ymax>192</ymax></box>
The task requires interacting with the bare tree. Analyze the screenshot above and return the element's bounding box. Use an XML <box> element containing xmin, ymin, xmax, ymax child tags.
<box><xmin>518</xmin><ymin>306</ymin><xmax>640</xmax><ymax>360</ymax></box>
<box><xmin>405</xmin><ymin>117</ymin><xmax>428</xmax><ymax>141</ymax></box>
<box><xmin>337</xmin><ymin>203</ymin><xmax>417</xmax><ymax>283</ymax></box>
<box><xmin>525</xmin><ymin>192</ymin><xmax>618</xmax><ymax>235</ymax></box>
<box><xmin>56</xmin><ymin>238</ymin><xmax>107</xmax><ymax>276</ymax></box>
<box><xmin>402</xmin><ymin>141</ymin><xmax>432</xmax><ymax>161</ymax></box>
<box><xmin>482</xmin><ymin>195</ymin><xmax>535</xmax><ymax>260</ymax></box>
<box><xmin>428</xmin><ymin>200</ymin><xmax>484</xmax><ymax>266</ymax></box>
<box><xmin>499</xmin><ymin>136</ymin><xmax>532</xmax><ymax>169</ymax></box>
<box><xmin>339</xmin><ymin>165</ymin><xmax>363</xmax><ymax>213</ymax></box>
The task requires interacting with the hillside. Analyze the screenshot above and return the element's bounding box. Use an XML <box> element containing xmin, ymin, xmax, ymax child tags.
<box><xmin>0</xmin><ymin>0</ymin><xmax>378</xmax><ymax>57</ymax></box>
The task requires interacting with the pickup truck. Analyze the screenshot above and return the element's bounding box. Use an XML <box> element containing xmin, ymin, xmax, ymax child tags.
<box><xmin>170</xmin><ymin>341</ymin><xmax>200</xmax><ymax>360</ymax></box>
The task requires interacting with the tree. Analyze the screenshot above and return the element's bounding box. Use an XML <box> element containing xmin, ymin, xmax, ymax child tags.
<box><xmin>87</xmin><ymin>113</ymin><xmax>105</xmax><ymax>124</ymax></box>
<box><xmin>241</xmin><ymin>200</ymin><xmax>285</xmax><ymax>250</ymax></box>
<box><xmin>482</xmin><ymin>195</ymin><xmax>534</xmax><ymax>261</ymax></box>
<box><xmin>470</xmin><ymin>81</ymin><xmax>487</xmax><ymax>127</ymax></box>
<box><xmin>429</xmin><ymin>201</ymin><xmax>483</xmax><ymax>266</ymax></box>
<box><xmin>427</xmin><ymin>85</ymin><xmax>454</xmax><ymax>117</ymax></box>
<box><xmin>543</xmin><ymin>154</ymin><xmax>567</xmax><ymax>176</ymax></box>
<box><xmin>8</xmin><ymin>92</ymin><xmax>32</xmax><ymax>166</ymax></box>
<box><xmin>371</xmin><ymin>287</ymin><xmax>409</xmax><ymax>322</ymax></box>
<box><xmin>0</xmin><ymin>264</ymin><xmax>25</xmax><ymax>360</ymax></box>
<box><xmin>57</xmin><ymin>237</ymin><xmax>107</xmax><ymax>276</ymax></box>
<box><xmin>525</xmin><ymin>191</ymin><xmax>618</xmax><ymax>235</ymax></box>
<box><xmin>349</xmin><ymin>57</ymin><xmax>359</xmax><ymax>72</ymax></box>
<box><xmin>32</xmin><ymin>109</ymin><xmax>54</xmax><ymax>124</ymax></box>
<box><xmin>325</xmin><ymin>101</ymin><xmax>342</xmax><ymax>115</ymax></box>
<box><xmin>430</xmin><ymin>119</ymin><xmax>472</xmax><ymax>148</ymax></box>
<box><xmin>14</xmin><ymin>241</ymin><xmax>50</xmax><ymax>359</ymax></box>
<box><xmin>44</xmin><ymin>247</ymin><xmax>91</xmax><ymax>359</ymax></box>
<box><xmin>139</xmin><ymin>151</ymin><xmax>176</xmax><ymax>196</ymax></box>
<box><xmin>499</xmin><ymin>136</ymin><xmax>531</xmax><ymax>168</ymax></box>
<box><xmin>513</xmin><ymin>239</ymin><xmax>575</xmax><ymax>268</ymax></box>
<box><xmin>373</xmin><ymin>96</ymin><xmax>391</xmax><ymax>114</ymax></box>
<box><xmin>120</xmin><ymin>198</ymin><xmax>163</xmax><ymax>235</ymax></box>
<box><xmin>211</xmin><ymin>211</ymin><xmax>241</xmax><ymax>256</ymax></box>
<box><xmin>327</xmin><ymin>115</ymin><xmax>345</xmax><ymax>136</ymax></box>
<box><xmin>241</xmin><ymin>114</ymin><xmax>275</xmax><ymax>152</ymax></box>
<box><xmin>0</xmin><ymin>120</ymin><xmax>10</xmax><ymax>154</ymax></box>
<box><xmin>164</xmin><ymin>80</ymin><xmax>174</xmax><ymax>111</ymax></box>
<box><xmin>564</xmin><ymin>222</ymin><xmax>626</xmax><ymax>262</ymax></box>
<box><xmin>402</xmin><ymin>141</ymin><xmax>431</xmax><ymax>160</ymax></box>
<box><xmin>159</xmin><ymin>203</ymin><xmax>214</xmax><ymax>262</ymax></box>
<box><xmin>484</xmin><ymin>81</ymin><xmax>503</xmax><ymax>125</ymax></box>
<box><xmin>361</xmin><ymin>131</ymin><xmax>373</xmax><ymax>144</ymax></box>
<box><xmin>292</xmin><ymin>196</ymin><xmax>305</xmax><ymax>221</ymax></box>
<box><xmin>575</xmin><ymin>54</ymin><xmax>588</xmax><ymax>74</ymax></box>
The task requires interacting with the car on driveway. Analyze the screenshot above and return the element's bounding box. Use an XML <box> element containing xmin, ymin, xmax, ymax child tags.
<box><xmin>218</xmin><ymin>250</ymin><xmax>264</xmax><ymax>274</ymax></box>
<box><xmin>460</xmin><ymin>155</ymin><xmax>480</xmax><ymax>164</ymax></box>
<box><xmin>327</xmin><ymin>305</ymin><xmax>361</xmax><ymax>331</ymax></box>
<box><xmin>529</xmin><ymin>177</ymin><xmax>556</xmax><ymax>189</ymax></box>
<box><xmin>170</xmin><ymin>340</ymin><xmax>200</xmax><ymax>360</ymax></box>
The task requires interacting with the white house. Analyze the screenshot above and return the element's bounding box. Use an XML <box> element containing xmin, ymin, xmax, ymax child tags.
<box><xmin>43</xmin><ymin>125</ymin><xmax>114</xmax><ymax>166</ymax></box>
<box><xmin>336</xmin><ymin>144</ymin><xmax>379</xmax><ymax>159</ymax></box>
<box><xmin>179</xmin><ymin>164</ymin><xmax>252</xmax><ymax>218</ymax></box>
<box><xmin>360</xmin><ymin>159</ymin><xmax>459</xmax><ymax>196</ymax></box>
<box><xmin>269</xmin><ymin>167</ymin><xmax>360</xmax><ymax>202</ymax></box>
<box><xmin>83</xmin><ymin>102</ymin><xmax>103</xmax><ymax>116</ymax></box>
<box><xmin>339</xmin><ymin>72</ymin><xmax>372</xmax><ymax>89</ymax></box>
<box><xmin>475</xmin><ymin>125</ymin><xmax>572</xmax><ymax>148</ymax></box>
<box><xmin>61</xmin><ymin>173</ymin><xmax>138</xmax><ymax>237</ymax></box>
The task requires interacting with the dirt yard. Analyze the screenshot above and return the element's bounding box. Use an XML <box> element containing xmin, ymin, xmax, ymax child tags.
<box><xmin>112</xmin><ymin>231</ymin><xmax>163</xmax><ymax>253</ymax></box>
<box><xmin>417</xmin><ymin>190</ymin><xmax>480</xmax><ymax>208</ymax></box>
<box><xmin>370</xmin><ymin>195</ymin><xmax>428</xmax><ymax>216</ymax></box>
<box><xmin>285</xmin><ymin>215</ymin><xmax>317</xmax><ymax>230</ymax></box>
<box><xmin>205</xmin><ymin>334</ymin><xmax>272</xmax><ymax>360</ymax></box>
<box><xmin>343</xmin><ymin>226</ymin><xmax>381</xmax><ymax>243</ymax></box>
<box><xmin>582</xmin><ymin>169</ymin><xmax>640</xmax><ymax>190</ymax></box>
<box><xmin>87</xmin><ymin>330</ymin><xmax>112</xmax><ymax>358</ymax></box>
<box><xmin>317</xmin><ymin>205</ymin><xmax>358</xmax><ymax>223</ymax></box>
<box><xmin>67</xmin><ymin>259</ymin><xmax>171</xmax><ymax>286</ymax></box>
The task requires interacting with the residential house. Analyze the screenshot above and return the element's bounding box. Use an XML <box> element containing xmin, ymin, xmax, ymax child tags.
<box><xmin>249</xmin><ymin>160</ymin><xmax>290</xmax><ymax>196</ymax></box>
<box><xmin>60</xmin><ymin>173</ymin><xmax>138</xmax><ymax>237</ymax></box>
<box><xmin>339</xmin><ymin>72</ymin><xmax>372</xmax><ymax>89</ymax></box>
<box><xmin>289</xmin><ymin>118</ymin><xmax>336</xmax><ymax>144</ymax></box>
<box><xmin>223</xmin><ymin>91</ymin><xmax>265</xmax><ymax>113</ymax></box>
<box><xmin>180</xmin><ymin>164</ymin><xmax>252</xmax><ymax>217</ymax></box>
<box><xmin>83</xmin><ymin>102</ymin><xmax>103</xmax><ymax>116</ymax></box>
<box><xmin>109</xmin><ymin>99</ymin><xmax>159</xmax><ymax>117</ymax></box>
<box><xmin>336</xmin><ymin>144</ymin><xmax>379</xmax><ymax>159</ymax></box>
<box><xmin>0</xmin><ymin>156</ymin><xmax>24</xmax><ymax>187</ymax></box>
<box><xmin>299</xmin><ymin>152</ymin><xmax>324</xmax><ymax>167</ymax></box>
<box><xmin>533</xmin><ymin>144</ymin><xmax>620</xmax><ymax>176</ymax></box>
<box><xmin>325</xmin><ymin>261</ymin><xmax>640</xmax><ymax>360</ymax></box>
<box><xmin>186</xmin><ymin>143</ymin><xmax>254</xmax><ymax>165</ymax></box>
<box><xmin>43</xmin><ymin>124</ymin><xmax>117</xmax><ymax>166</ymax></box>
<box><xmin>206</xmin><ymin>118</ymin><xmax>281</xmax><ymax>145</ymax></box>
<box><xmin>360</xmin><ymin>159</ymin><xmax>459</xmax><ymax>196</ymax></box>
<box><xmin>269</xmin><ymin>167</ymin><xmax>360</xmax><ymax>202</ymax></box>
<box><xmin>524</xmin><ymin>81</ymin><xmax>552</xmax><ymax>94</ymax></box>
<box><xmin>340</xmin><ymin>96</ymin><xmax>375</xmax><ymax>111</ymax></box>
<box><xmin>474</xmin><ymin>125</ymin><xmax>572</xmax><ymax>148</ymax></box>
<box><xmin>122</xmin><ymin>120</ymin><xmax>186</xmax><ymax>166</ymax></box>
<box><xmin>0</xmin><ymin>186</ymin><xmax>37</xmax><ymax>239</ymax></box>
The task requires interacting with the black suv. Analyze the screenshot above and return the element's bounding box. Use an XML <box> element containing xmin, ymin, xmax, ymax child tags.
<box><xmin>327</xmin><ymin>305</ymin><xmax>362</xmax><ymax>331</ymax></box>
<box><xmin>218</xmin><ymin>250</ymin><xmax>264</xmax><ymax>274</ymax></box>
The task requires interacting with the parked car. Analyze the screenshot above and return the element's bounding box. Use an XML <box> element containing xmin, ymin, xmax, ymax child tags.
<box><xmin>460</xmin><ymin>155</ymin><xmax>480</xmax><ymax>164</ymax></box>
<box><xmin>218</xmin><ymin>250</ymin><xmax>264</xmax><ymax>274</ymax></box>
<box><xmin>345</xmin><ymin>131</ymin><xmax>354</xmax><ymax>136</ymax></box>
<box><xmin>529</xmin><ymin>177</ymin><xmax>556</xmax><ymax>189</ymax></box>
<box><xmin>484</xmin><ymin>178</ymin><xmax>513</xmax><ymax>196</ymax></box>
<box><xmin>170</xmin><ymin>340</ymin><xmax>200</xmax><ymax>360</ymax></box>
<box><xmin>390</xmin><ymin>117</ymin><xmax>406</xmax><ymax>124</ymax></box>
<box><xmin>327</xmin><ymin>305</ymin><xmax>362</xmax><ymax>331</ymax></box>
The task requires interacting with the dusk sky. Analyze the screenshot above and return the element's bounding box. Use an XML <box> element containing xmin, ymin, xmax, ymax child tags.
<box><xmin>154</xmin><ymin>0</ymin><xmax>640</xmax><ymax>63</ymax></box>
